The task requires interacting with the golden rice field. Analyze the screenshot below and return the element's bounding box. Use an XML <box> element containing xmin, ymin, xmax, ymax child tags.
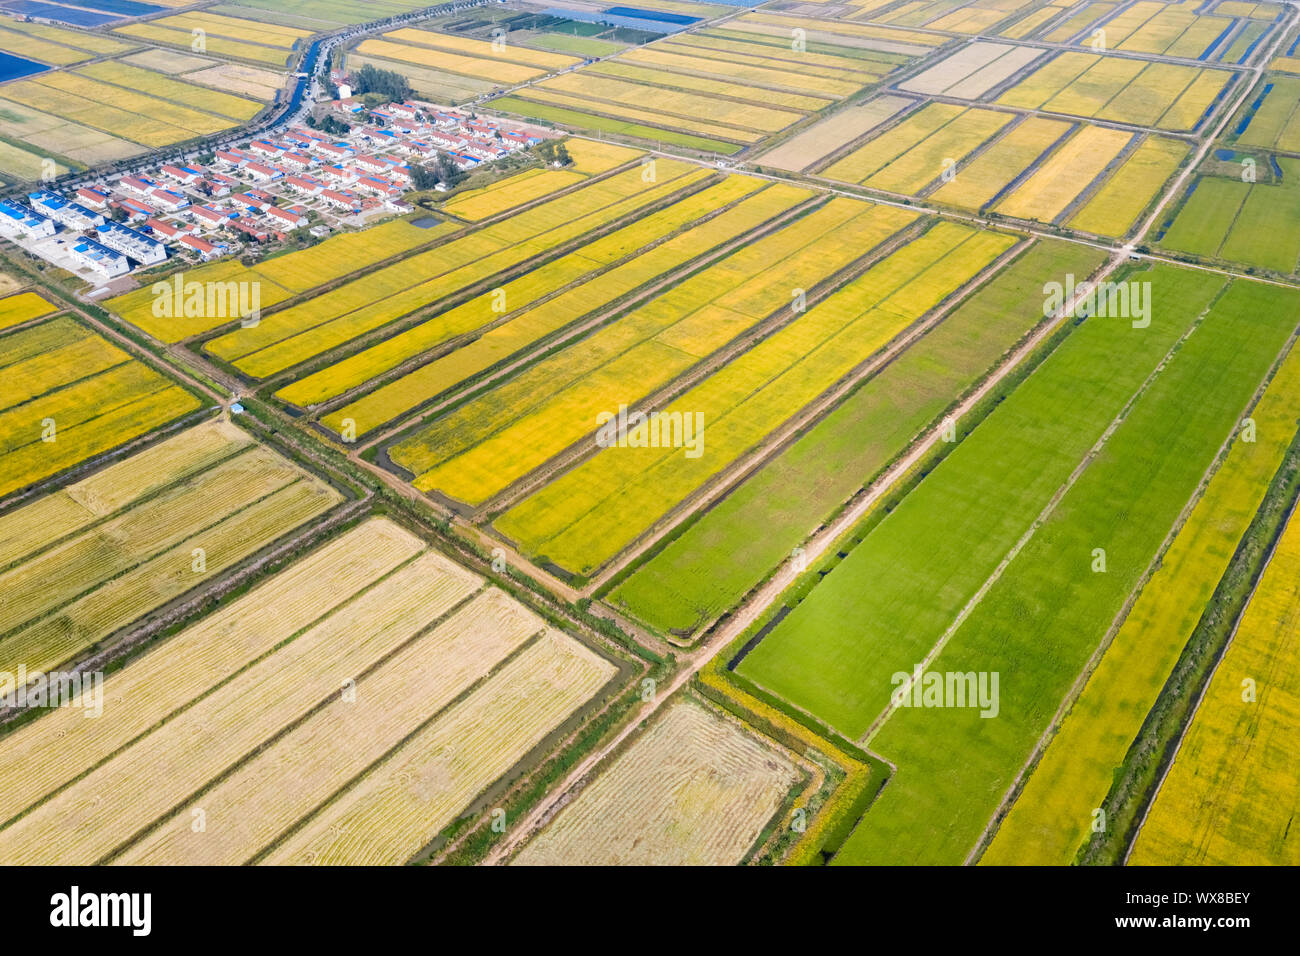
<box><xmin>0</xmin><ymin>291</ymin><xmax>56</xmax><ymax>333</ymax></box>
<box><xmin>0</xmin><ymin>98</ymin><xmax>142</xmax><ymax>170</ymax></box>
<box><xmin>492</xmin><ymin>10</ymin><xmax>928</xmax><ymax>153</ymax></box>
<box><xmin>392</xmin><ymin>196</ymin><xmax>917</xmax><ymax>507</ymax></box>
<box><xmin>442</xmin><ymin>168</ymin><xmax>589</xmax><ymax>221</ymax></box>
<box><xmin>0</xmin><ymin>21</ymin><xmax>132</xmax><ymax>67</ymax></box>
<box><xmin>1129</xmin><ymin>503</ymin><xmax>1300</xmax><ymax>866</ymax></box>
<box><xmin>563</xmin><ymin>139</ymin><xmax>643</xmax><ymax>176</ymax></box>
<box><xmin>74</xmin><ymin>61</ymin><xmax>264</xmax><ymax>123</ymax></box>
<box><xmin>997</xmin><ymin>51</ymin><xmax>1232</xmax><ymax>131</ymax></box>
<box><xmin>0</xmin><ymin>68</ymin><xmax>254</xmax><ymax>151</ymax></box>
<box><xmin>113</xmin><ymin>23</ymin><xmax>296</xmax><ymax>69</ymax></box>
<box><xmin>107</xmin><ymin>219</ymin><xmax>456</xmax><ymax>342</ymax></box>
<box><xmin>513</xmin><ymin>701</ymin><xmax>800</xmax><ymax>865</ymax></box>
<box><xmin>985</xmin><ymin>336</ymin><xmax>1300</xmax><ymax>865</ymax></box>
<box><xmin>495</xmin><ymin>223</ymin><xmax>1016</xmax><ymax>575</ymax></box>
<box><xmin>354</xmin><ymin>38</ymin><xmax>548</xmax><ymax>86</ymax></box>
<box><xmin>995</xmin><ymin>125</ymin><xmax>1133</xmax><ymax>222</ymax></box>
<box><xmin>302</xmin><ymin>177</ymin><xmax>789</xmax><ymax>433</ymax></box>
<box><xmin>0</xmin><ymin>317</ymin><xmax>200</xmax><ymax>499</ymax></box>
<box><xmin>204</xmin><ymin>162</ymin><xmax>708</xmax><ymax>379</ymax></box>
<box><xmin>0</xmin><ymin>419</ymin><xmax>340</xmax><ymax>678</ymax></box>
<box><xmin>383</xmin><ymin>27</ymin><xmax>581</xmax><ymax>72</ymax></box>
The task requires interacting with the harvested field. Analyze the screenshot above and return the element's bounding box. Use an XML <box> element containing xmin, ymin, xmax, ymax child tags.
<box><xmin>0</xmin><ymin>419</ymin><xmax>342</xmax><ymax>676</ymax></box>
<box><xmin>513</xmin><ymin>701</ymin><xmax>799</xmax><ymax>865</ymax></box>
<box><xmin>755</xmin><ymin>96</ymin><xmax>912</xmax><ymax>173</ymax></box>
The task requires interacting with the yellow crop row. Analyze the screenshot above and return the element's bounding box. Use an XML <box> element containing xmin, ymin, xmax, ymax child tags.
<box><xmin>929</xmin><ymin>117</ymin><xmax>1073</xmax><ymax>211</ymax></box>
<box><xmin>0</xmin><ymin>291</ymin><xmax>55</xmax><ymax>332</ymax></box>
<box><xmin>517</xmin><ymin>88</ymin><xmax>761</xmax><ymax>143</ymax></box>
<box><xmin>824</xmin><ymin>103</ymin><xmax>964</xmax><ymax>184</ymax></box>
<box><xmin>619</xmin><ymin>45</ymin><xmax>863</xmax><ymax>99</ymax></box>
<box><xmin>1069</xmin><ymin>134</ymin><xmax>1188</xmax><ymax>236</ymax></box>
<box><xmin>659</xmin><ymin>35</ymin><xmax>883</xmax><ymax>82</ymax></box>
<box><xmin>0</xmin><ymin>83</ymin><xmax>191</xmax><ymax>150</ymax></box>
<box><xmin>497</xmin><ymin>224</ymin><xmax>1014</xmax><ymax>574</ymax></box>
<box><xmin>113</xmin><ymin>24</ymin><xmax>292</xmax><ymax>69</ymax></box>
<box><xmin>110</xmin><ymin>220</ymin><xmax>454</xmax><ymax>341</ymax></box>
<box><xmin>395</xmin><ymin>198</ymin><xmax>914</xmax><ymax>505</ymax></box>
<box><xmin>208</xmin><ymin>163</ymin><xmax>706</xmax><ymax>378</ymax></box>
<box><xmin>302</xmin><ymin>178</ymin><xmax>783</xmax><ymax>430</ymax></box>
<box><xmin>356</xmin><ymin>38</ymin><xmax>542</xmax><ymax>85</ymax></box>
<box><xmin>986</xmin><ymin>332</ymin><xmax>1300</xmax><ymax>866</ymax></box>
<box><xmin>153</xmin><ymin>11</ymin><xmax>311</xmax><ymax>47</ymax></box>
<box><xmin>75</xmin><ymin>61</ymin><xmax>263</xmax><ymax>122</ymax></box>
<box><xmin>864</xmin><ymin>108</ymin><xmax>1015</xmax><ymax>195</ymax></box>
<box><xmin>996</xmin><ymin>125</ymin><xmax>1132</xmax><ymax>222</ymax></box>
<box><xmin>562</xmin><ymin>137</ymin><xmax>642</xmax><ymax>175</ymax></box>
<box><xmin>587</xmin><ymin>60</ymin><xmax>831</xmax><ymax>113</ymax></box>
<box><xmin>539</xmin><ymin>71</ymin><xmax>804</xmax><ymax>133</ymax></box>
<box><xmin>1130</xmin><ymin>505</ymin><xmax>1300</xmax><ymax>865</ymax></box>
<box><xmin>443</xmin><ymin>168</ymin><xmax>588</xmax><ymax>221</ymax></box>
<box><xmin>385</xmin><ymin>27</ymin><xmax>581</xmax><ymax>71</ymax></box>
<box><xmin>0</xmin><ymin>19</ymin><xmax>131</xmax><ymax>55</ymax></box>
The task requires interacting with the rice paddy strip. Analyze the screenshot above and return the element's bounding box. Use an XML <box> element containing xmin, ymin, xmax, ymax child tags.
<box><xmin>1068</xmin><ymin>135</ymin><xmax>1189</xmax><ymax>236</ymax></box>
<box><xmin>205</xmin><ymin>162</ymin><xmax>707</xmax><ymax>377</ymax></box>
<box><xmin>838</xmin><ymin>277</ymin><xmax>1300</xmax><ymax>865</ymax></box>
<box><xmin>487</xmin><ymin>96</ymin><xmax>743</xmax><ymax>155</ymax></box>
<box><xmin>985</xmin><ymin>321</ymin><xmax>1300</xmax><ymax>865</ymax></box>
<box><xmin>0</xmin><ymin>548</ymin><xmax>481</xmax><ymax>865</ymax></box>
<box><xmin>1129</xmin><ymin>497</ymin><xmax>1300</xmax><ymax>865</ymax></box>
<box><xmin>382</xmin><ymin>27</ymin><xmax>581</xmax><ymax>72</ymax></box>
<box><xmin>74</xmin><ymin>61</ymin><xmax>264</xmax><ymax>122</ymax></box>
<box><xmin>0</xmin><ymin>518</ymin><xmax>426</xmax><ymax>828</ymax></box>
<box><xmin>496</xmin><ymin>224</ymin><xmax>1016</xmax><ymax>576</ymax></box>
<box><xmin>441</xmin><ymin>169</ymin><xmax>588</xmax><ymax>221</ymax></box>
<box><xmin>995</xmin><ymin>125</ymin><xmax>1133</xmax><ymax>223</ymax></box>
<box><xmin>863</xmin><ymin>109</ymin><xmax>1016</xmax><ymax>196</ymax></box>
<box><xmin>113</xmin><ymin>24</ymin><xmax>294</xmax><ymax>68</ymax></box>
<box><xmin>609</xmin><ymin>241</ymin><xmax>1106</xmax><ymax>636</ymax></box>
<box><xmin>355</xmin><ymin>37</ymin><xmax>546</xmax><ymax>85</ymax></box>
<box><xmin>0</xmin><ymin>443</ymin><xmax>342</xmax><ymax>675</ymax></box>
<box><xmin>109</xmin><ymin>219</ymin><xmax>452</xmax><ymax>341</ymax></box>
<box><xmin>513</xmin><ymin>701</ymin><xmax>799</xmax><ymax>865</ymax></box>
<box><xmin>512</xmin><ymin>87</ymin><xmax>763</xmax><ymax>144</ymax></box>
<box><xmin>0</xmin><ymin>419</ymin><xmax>248</xmax><ymax>569</ymax></box>
<box><xmin>583</xmin><ymin>60</ymin><xmax>831</xmax><ymax>113</ymax></box>
<box><xmin>392</xmin><ymin>198</ymin><xmax>918</xmax><ymax>507</ymax></box>
<box><xmin>259</xmin><ymin>630</ymin><xmax>615</xmax><ymax>865</ymax></box>
<box><xmin>113</xmin><ymin>589</ymin><xmax>543</xmax><ymax>865</ymax></box>
<box><xmin>928</xmin><ymin>116</ymin><xmax>1074</xmax><ymax>211</ymax></box>
<box><xmin>286</xmin><ymin>177</ymin><xmax>784</xmax><ymax>419</ymax></box>
<box><xmin>738</xmin><ymin>265</ymin><xmax>1228</xmax><ymax>740</ymax></box>
<box><xmin>0</xmin><ymin>291</ymin><xmax>56</xmax><ymax>332</ymax></box>
<box><xmin>0</xmin><ymin>318</ymin><xmax>199</xmax><ymax>498</ymax></box>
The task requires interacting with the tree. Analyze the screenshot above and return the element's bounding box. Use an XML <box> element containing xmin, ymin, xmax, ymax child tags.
<box><xmin>535</xmin><ymin>139</ymin><xmax>572</xmax><ymax>167</ymax></box>
<box><xmin>351</xmin><ymin>63</ymin><xmax>411</xmax><ymax>103</ymax></box>
<box><xmin>409</xmin><ymin>162</ymin><xmax>439</xmax><ymax>190</ymax></box>
<box><xmin>434</xmin><ymin>151</ymin><xmax>465</xmax><ymax>187</ymax></box>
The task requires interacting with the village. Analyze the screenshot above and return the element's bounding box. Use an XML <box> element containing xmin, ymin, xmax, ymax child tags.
<box><xmin>0</xmin><ymin>85</ymin><xmax>550</xmax><ymax>291</ymax></box>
